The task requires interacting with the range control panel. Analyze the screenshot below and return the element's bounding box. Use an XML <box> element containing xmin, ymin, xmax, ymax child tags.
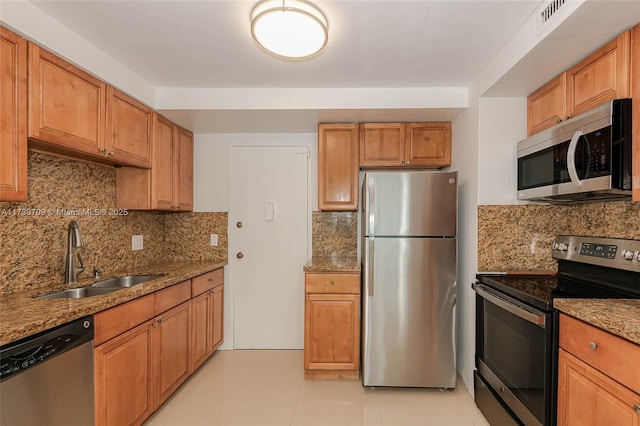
<box><xmin>553</xmin><ymin>236</ymin><xmax>640</xmax><ymax>272</ymax></box>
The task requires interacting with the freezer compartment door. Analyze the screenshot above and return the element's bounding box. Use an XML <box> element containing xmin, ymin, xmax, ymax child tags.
<box><xmin>362</xmin><ymin>171</ymin><xmax>457</xmax><ymax>237</ymax></box>
<box><xmin>362</xmin><ymin>237</ymin><xmax>457</xmax><ymax>388</ymax></box>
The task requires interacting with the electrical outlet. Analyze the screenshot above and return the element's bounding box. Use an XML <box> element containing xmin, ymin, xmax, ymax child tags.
<box><xmin>210</xmin><ymin>234</ymin><xmax>218</xmax><ymax>247</ymax></box>
<box><xmin>132</xmin><ymin>235</ymin><xmax>144</xmax><ymax>251</ymax></box>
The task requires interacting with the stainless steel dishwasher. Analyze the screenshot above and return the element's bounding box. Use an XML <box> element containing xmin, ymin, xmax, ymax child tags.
<box><xmin>0</xmin><ymin>316</ymin><xmax>94</xmax><ymax>426</ymax></box>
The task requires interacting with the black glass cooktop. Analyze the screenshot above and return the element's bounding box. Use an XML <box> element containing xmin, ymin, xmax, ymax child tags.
<box><xmin>476</xmin><ymin>274</ymin><xmax>558</xmax><ymax>311</ymax></box>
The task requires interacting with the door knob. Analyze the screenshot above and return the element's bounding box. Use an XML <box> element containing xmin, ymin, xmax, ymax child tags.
<box><xmin>236</xmin><ymin>252</ymin><xmax>244</xmax><ymax>259</ymax></box>
<box><xmin>236</xmin><ymin>221</ymin><xmax>243</xmax><ymax>228</ymax></box>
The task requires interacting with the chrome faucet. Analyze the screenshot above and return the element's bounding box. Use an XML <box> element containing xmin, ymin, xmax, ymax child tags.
<box><xmin>65</xmin><ymin>221</ymin><xmax>85</xmax><ymax>284</ymax></box>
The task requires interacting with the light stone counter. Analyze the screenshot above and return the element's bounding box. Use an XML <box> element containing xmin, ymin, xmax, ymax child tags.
<box><xmin>0</xmin><ymin>260</ymin><xmax>226</xmax><ymax>346</ymax></box>
<box><xmin>554</xmin><ymin>298</ymin><xmax>640</xmax><ymax>345</ymax></box>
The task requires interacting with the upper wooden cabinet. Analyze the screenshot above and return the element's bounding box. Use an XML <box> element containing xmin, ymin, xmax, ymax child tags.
<box><xmin>527</xmin><ymin>72</ymin><xmax>567</xmax><ymax>136</ymax></box>
<box><xmin>116</xmin><ymin>114</ymin><xmax>193</xmax><ymax>211</ymax></box>
<box><xmin>0</xmin><ymin>27</ymin><xmax>27</xmax><ymax>202</ymax></box>
<box><xmin>105</xmin><ymin>86</ymin><xmax>153</xmax><ymax>168</ymax></box>
<box><xmin>360</xmin><ymin>122</ymin><xmax>451</xmax><ymax>168</ymax></box>
<box><xmin>27</xmin><ymin>42</ymin><xmax>152</xmax><ymax>167</ymax></box>
<box><xmin>567</xmin><ymin>31</ymin><xmax>631</xmax><ymax>118</ymax></box>
<box><xmin>631</xmin><ymin>24</ymin><xmax>640</xmax><ymax>202</ymax></box>
<box><xmin>527</xmin><ymin>30</ymin><xmax>631</xmax><ymax>136</ymax></box>
<box><xmin>318</xmin><ymin>123</ymin><xmax>359</xmax><ymax>211</ymax></box>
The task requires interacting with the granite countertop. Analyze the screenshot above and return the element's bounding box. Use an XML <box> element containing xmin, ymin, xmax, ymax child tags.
<box><xmin>303</xmin><ymin>257</ymin><xmax>360</xmax><ymax>273</ymax></box>
<box><xmin>0</xmin><ymin>260</ymin><xmax>226</xmax><ymax>347</ymax></box>
<box><xmin>554</xmin><ymin>299</ymin><xmax>640</xmax><ymax>346</ymax></box>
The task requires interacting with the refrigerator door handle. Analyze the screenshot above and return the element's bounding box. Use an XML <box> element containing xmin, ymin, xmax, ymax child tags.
<box><xmin>367</xmin><ymin>175</ymin><xmax>375</xmax><ymax>235</ymax></box>
<box><xmin>366</xmin><ymin>239</ymin><xmax>374</xmax><ymax>297</ymax></box>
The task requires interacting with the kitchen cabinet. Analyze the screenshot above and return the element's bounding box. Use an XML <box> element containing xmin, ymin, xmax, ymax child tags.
<box><xmin>94</xmin><ymin>280</ymin><xmax>192</xmax><ymax>425</ymax></box>
<box><xmin>318</xmin><ymin>123</ymin><xmax>359</xmax><ymax>211</ymax></box>
<box><xmin>632</xmin><ymin>23</ymin><xmax>640</xmax><ymax>202</ymax></box>
<box><xmin>567</xmin><ymin>30</ymin><xmax>631</xmax><ymax>119</ymax></box>
<box><xmin>527</xmin><ymin>30</ymin><xmax>631</xmax><ymax>136</ymax></box>
<box><xmin>557</xmin><ymin>314</ymin><xmax>640</xmax><ymax>426</ymax></box>
<box><xmin>527</xmin><ymin>72</ymin><xmax>567</xmax><ymax>136</ymax></box>
<box><xmin>304</xmin><ymin>272</ymin><xmax>360</xmax><ymax>379</ymax></box>
<box><xmin>27</xmin><ymin>42</ymin><xmax>153</xmax><ymax>167</ymax></box>
<box><xmin>105</xmin><ymin>86</ymin><xmax>153</xmax><ymax>168</ymax></box>
<box><xmin>115</xmin><ymin>114</ymin><xmax>194</xmax><ymax>211</ymax></box>
<box><xmin>190</xmin><ymin>269</ymin><xmax>224</xmax><ymax>372</ymax></box>
<box><xmin>359</xmin><ymin>122</ymin><xmax>451</xmax><ymax>168</ymax></box>
<box><xmin>0</xmin><ymin>27</ymin><xmax>27</xmax><ymax>202</ymax></box>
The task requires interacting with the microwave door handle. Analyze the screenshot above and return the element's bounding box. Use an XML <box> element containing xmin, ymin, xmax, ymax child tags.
<box><xmin>567</xmin><ymin>130</ymin><xmax>584</xmax><ymax>187</ymax></box>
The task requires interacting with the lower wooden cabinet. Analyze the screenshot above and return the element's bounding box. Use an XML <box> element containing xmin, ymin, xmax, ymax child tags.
<box><xmin>190</xmin><ymin>269</ymin><xmax>224</xmax><ymax>372</ymax></box>
<box><xmin>304</xmin><ymin>272</ymin><xmax>360</xmax><ymax>379</ymax></box>
<box><xmin>94</xmin><ymin>319</ymin><xmax>154</xmax><ymax>426</ymax></box>
<box><xmin>94</xmin><ymin>269</ymin><xmax>224</xmax><ymax>425</ymax></box>
<box><xmin>557</xmin><ymin>314</ymin><xmax>640</xmax><ymax>426</ymax></box>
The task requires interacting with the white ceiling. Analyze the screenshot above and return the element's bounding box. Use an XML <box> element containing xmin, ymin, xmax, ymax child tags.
<box><xmin>31</xmin><ymin>0</ymin><xmax>541</xmax><ymax>89</ymax></box>
<box><xmin>23</xmin><ymin>0</ymin><xmax>640</xmax><ymax>132</ymax></box>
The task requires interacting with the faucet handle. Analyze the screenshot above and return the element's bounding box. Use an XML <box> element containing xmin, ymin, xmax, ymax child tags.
<box><xmin>94</xmin><ymin>267</ymin><xmax>101</xmax><ymax>279</ymax></box>
<box><xmin>76</xmin><ymin>252</ymin><xmax>85</xmax><ymax>271</ymax></box>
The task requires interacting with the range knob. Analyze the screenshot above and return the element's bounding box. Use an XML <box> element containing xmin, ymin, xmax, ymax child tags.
<box><xmin>558</xmin><ymin>243</ymin><xmax>569</xmax><ymax>252</ymax></box>
<box><xmin>552</xmin><ymin>242</ymin><xmax>559</xmax><ymax>250</ymax></box>
<box><xmin>621</xmin><ymin>249</ymin><xmax>634</xmax><ymax>261</ymax></box>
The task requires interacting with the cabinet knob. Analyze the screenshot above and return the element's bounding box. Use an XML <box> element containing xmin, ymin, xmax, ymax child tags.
<box><xmin>101</xmin><ymin>148</ymin><xmax>107</xmax><ymax>154</ymax></box>
<box><xmin>400</xmin><ymin>160</ymin><xmax>405</xmax><ymax>165</ymax></box>
<box><xmin>330</xmin><ymin>279</ymin><xmax>335</xmax><ymax>285</ymax></box>
<box><xmin>588</xmin><ymin>341</ymin><xmax>598</xmax><ymax>350</ymax></box>
<box><xmin>634</xmin><ymin>404</ymin><xmax>640</xmax><ymax>415</ymax></box>
<box><xmin>108</xmin><ymin>152</ymin><xmax>115</xmax><ymax>157</ymax></box>
<box><xmin>557</xmin><ymin>118</ymin><xmax>562</xmax><ymax>123</ymax></box>
<box><xmin>406</xmin><ymin>161</ymin><xmax>411</xmax><ymax>165</ymax></box>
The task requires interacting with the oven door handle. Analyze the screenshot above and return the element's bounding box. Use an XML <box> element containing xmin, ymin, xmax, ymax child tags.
<box><xmin>473</xmin><ymin>283</ymin><xmax>547</xmax><ymax>328</ymax></box>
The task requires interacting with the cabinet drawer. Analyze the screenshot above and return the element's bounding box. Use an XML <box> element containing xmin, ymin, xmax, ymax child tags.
<box><xmin>94</xmin><ymin>294</ymin><xmax>155</xmax><ymax>346</ymax></box>
<box><xmin>155</xmin><ymin>280</ymin><xmax>191</xmax><ymax>315</ymax></box>
<box><xmin>559</xmin><ymin>314</ymin><xmax>640</xmax><ymax>393</ymax></box>
<box><xmin>305</xmin><ymin>273</ymin><xmax>360</xmax><ymax>294</ymax></box>
<box><xmin>192</xmin><ymin>269</ymin><xmax>223</xmax><ymax>297</ymax></box>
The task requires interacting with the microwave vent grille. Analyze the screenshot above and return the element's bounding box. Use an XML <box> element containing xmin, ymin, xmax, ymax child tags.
<box><xmin>538</xmin><ymin>0</ymin><xmax>567</xmax><ymax>32</ymax></box>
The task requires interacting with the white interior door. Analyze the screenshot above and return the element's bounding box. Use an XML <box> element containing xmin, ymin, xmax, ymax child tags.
<box><xmin>229</xmin><ymin>146</ymin><xmax>309</xmax><ymax>349</ymax></box>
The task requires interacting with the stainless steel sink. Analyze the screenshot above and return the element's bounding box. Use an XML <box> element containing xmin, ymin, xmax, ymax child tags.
<box><xmin>90</xmin><ymin>275</ymin><xmax>163</xmax><ymax>288</ymax></box>
<box><xmin>37</xmin><ymin>287</ymin><xmax>120</xmax><ymax>299</ymax></box>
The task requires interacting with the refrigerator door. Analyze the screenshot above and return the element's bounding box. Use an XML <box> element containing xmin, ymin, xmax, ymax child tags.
<box><xmin>363</xmin><ymin>171</ymin><xmax>457</xmax><ymax>237</ymax></box>
<box><xmin>362</xmin><ymin>236</ymin><xmax>457</xmax><ymax>388</ymax></box>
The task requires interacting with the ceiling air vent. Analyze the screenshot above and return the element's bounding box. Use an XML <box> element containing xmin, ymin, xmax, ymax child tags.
<box><xmin>538</xmin><ymin>0</ymin><xmax>567</xmax><ymax>32</ymax></box>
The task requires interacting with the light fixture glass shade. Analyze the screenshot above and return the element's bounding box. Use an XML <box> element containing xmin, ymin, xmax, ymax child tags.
<box><xmin>251</xmin><ymin>0</ymin><xmax>328</xmax><ymax>60</ymax></box>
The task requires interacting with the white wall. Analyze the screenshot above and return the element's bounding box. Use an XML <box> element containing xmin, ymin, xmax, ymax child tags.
<box><xmin>193</xmin><ymin>133</ymin><xmax>318</xmax><ymax>212</ymax></box>
<box><xmin>477</xmin><ymin>97</ymin><xmax>528</xmax><ymax>205</ymax></box>
<box><xmin>450</xmin><ymin>88</ymin><xmax>480</xmax><ymax>394</ymax></box>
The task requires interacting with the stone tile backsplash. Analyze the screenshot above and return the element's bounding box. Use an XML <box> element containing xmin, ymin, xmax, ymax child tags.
<box><xmin>0</xmin><ymin>151</ymin><xmax>227</xmax><ymax>294</ymax></box>
<box><xmin>312</xmin><ymin>211</ymin><xmax>358</xmax><ymax>258</ymax></box>
<box><xmin>478</xmin><ymin>202</ymin><xmax>640</xmax><ymax>272</ymax></box>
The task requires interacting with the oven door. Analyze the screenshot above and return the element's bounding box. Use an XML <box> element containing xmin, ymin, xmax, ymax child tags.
<box><xmin>474</xmin><ymin>283</ymin><xmax>555</xmax><ymax>426</ymax></box>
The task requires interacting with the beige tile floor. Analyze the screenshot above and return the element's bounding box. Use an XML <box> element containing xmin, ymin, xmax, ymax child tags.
<box><xmin>145</xmin><ymin>350</ymin><xmax>490</xmax><ymax>426</ymax></box>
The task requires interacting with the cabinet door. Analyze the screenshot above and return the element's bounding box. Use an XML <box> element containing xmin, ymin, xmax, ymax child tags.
<box><xmin>211</xmin><ymin>284</ymin><xmax>224</xmax><ymax>352</ymax></box>
<box><xmin>304</xmin><ymin>294</ymin><xmax>360</xmax><ymax>371</ymax></box>
<box><xmin>360</xmin><ymin>123</ymin><xmax>405</xmax><ymax>167</ymax></box>
<box><xmin>153</xmin><ymin>301</ymin><xmax>190</xmax><ymax>409</ymax></box>
<box><xmin>28</xmin><ymin>43</ymin><xmax>106</xmax><ymax>157</ymax></box>
<box><xmin>405</xmin><ymin>122</ymin><xmax>451</xmax><ymax>167</ymax></box>
<box><xmin>151</xmin><ymin>114</ymin><xmax>175</xmax><ymax>210</ymax></box>
<box><xmin>567</xmin><ymin>30</ymin><xmax>631</xmax><ymax>119</ymax></box>
<box><xmin>0</xmin><ymin>27</ymin><xmax>27</xmax><ymax>202</ymax></box>
<box><xmin>174</xmin><ymin>126</ymin><xmax>194</xmax><ymax>211</ymax></box>
<box><xmin>527</xmin><ymin>72</ymin><xmax>567</xmax><ymax>136</ymax></box>
<box><xmin>105</xmin><ymin>86</ymin><xmax>152</xmax><ymax>168</ymax></box>
<box><xmin>318</xmin><ymin>123</ymin><xmax>359</xmax><ymax>210</ymax></box>
<box><xmin>632</xmin><ymin>24</ymin><xmax>640</xmax><ymax>202</ymax></box>
<box><xmin>557</xmin><ymin>349</ymin><xmax>640</xmax><ymax>426</ymax></box>
<box><xmin>190</xmin><ymin>292</ymin><xmax>210</xmax><ymax>372</ymax></box>
<box><xmin>94</xmin><ymin>320</ymin><xmax>154</xmax><ymax>426</ymax></box>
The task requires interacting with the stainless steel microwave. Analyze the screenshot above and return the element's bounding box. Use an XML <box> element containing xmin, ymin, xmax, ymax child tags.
<box><xmin>517</xmin><ymin>98</ymin><xmax>632</xmax><ymax>203</ymax></box>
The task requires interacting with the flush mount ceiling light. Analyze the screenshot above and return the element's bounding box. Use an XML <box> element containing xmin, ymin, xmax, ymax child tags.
<box><xmin>250</xmin><ymin>0</ymin><xmax>328</xmax><ymax>60</ymax></box>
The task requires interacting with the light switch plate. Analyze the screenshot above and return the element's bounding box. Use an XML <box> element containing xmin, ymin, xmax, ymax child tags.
<box><xmin>132</xmin><ymin>235</ymin><xmax>144</xmax><ymax>251</ymax></box>
<box><xmin>210</xmin><ymin>234</ymin><xmax>218</xmax><ymax>247</ymax></box>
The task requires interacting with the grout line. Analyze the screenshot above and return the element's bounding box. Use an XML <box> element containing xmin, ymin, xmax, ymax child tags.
<box><xmin>288</xmin><ymin>372</ymin><xmax>305</xmax><ymax>426</ymax></box>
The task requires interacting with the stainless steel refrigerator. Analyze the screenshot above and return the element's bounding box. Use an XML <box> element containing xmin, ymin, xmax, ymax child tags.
<box><xmin>361</xmin><ymin>170</ymin><xmax>457</xmax><ymax>388</ymax></box>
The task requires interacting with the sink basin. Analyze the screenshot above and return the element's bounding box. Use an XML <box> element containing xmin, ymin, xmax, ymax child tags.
<box><xmin>37</xmin><ymin>287</ymin><xmax>120</xmax><ymax>299</ymax></box>
<box><xmin>90</xmin><ymin>275</ymin><xmax>163</xmax><ymax>288</ymax></box>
